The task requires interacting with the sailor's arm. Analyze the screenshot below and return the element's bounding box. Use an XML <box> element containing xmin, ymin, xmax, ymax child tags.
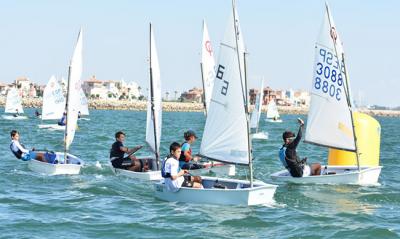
<box><xmin>14</xmin><ymin>141</ymin><xmax>29</xmax><ymax>153</ymax></box>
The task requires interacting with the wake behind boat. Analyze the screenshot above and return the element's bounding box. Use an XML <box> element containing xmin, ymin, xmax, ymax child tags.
<box><xmin>270</xmin><ymin>3</ymin><xmax>382</xmax><ymax>185</ymax></box>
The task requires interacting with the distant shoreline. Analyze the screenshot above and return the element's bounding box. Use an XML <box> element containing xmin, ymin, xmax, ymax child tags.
<box><xmin>0</xmin><ymin>97</ymin><xmax>399</xmax><ymax>117</ymax></box>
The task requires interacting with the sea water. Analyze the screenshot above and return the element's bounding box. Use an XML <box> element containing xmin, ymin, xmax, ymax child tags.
<box><xmin>0</xmin><ymin>109</ymin><xmax>399</xmax><ymax>238</ymax></box>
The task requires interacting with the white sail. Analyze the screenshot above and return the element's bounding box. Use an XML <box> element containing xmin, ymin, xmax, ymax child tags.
<box><xmin>145</xmin><ymin>24</ymin><xmax>162</xmax><ymax>155</ymax></box>
<box><xmin>305</xmin><ymin>4</ymin><xmax>355</xmax><ymax>151</ymax></box>
<box><xmin>201</xmin><ymin>20</ymin><xmax>216</xmax><ymax>115</ymax></box>
<box><xmin>79</xmin><ymin>88</ymin><xmax>89</xmax><ymax>116</ymax></box>
<box><xmin>65</xmin><ymin>29</ymin><xmax>83</xmax><ymax>151</ymax></box>
<box><xmin>266</xmin><ymin>99</ymin><xmax>280</xmax><ymax>119</ymax></box>
<box><xmin>42</xmin><ymin>75</ymin><xmax>66</xmax><ymax>120</ymax></box>
<box><xmin>200</xmin><ymin>6</ymin><xmax>249</xmax><ymax>165</ymax></box>
<box><xmin>5</xmin><ymin>88</ymin><xmax>23</xmax><ymax>114</ymax></box>
<box><xmin>250</xmin><ymin>79</ymin><xmax>264</xmax><ymax>129</ymax></box>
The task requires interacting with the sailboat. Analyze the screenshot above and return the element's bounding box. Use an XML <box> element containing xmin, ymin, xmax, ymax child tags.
<box><xmin>250</xmin><ymin>79</ymin><xmax>268</xmax><ymax>140</ymax></box>
<box><xmin>200</xmin><ymin>19</ymin><xmax>216</xmax><ymax>116</ymax></box>
<box><xmin>196</xmin><ymin>19</ymin><xmax>236</xmax><ymax>176</ymax></box>
<box><xmin>28</xmin><ymin>29</ymin><xmax>84</xmax><ymax>175</ymax></box>
<box><xmin>270</xmin><ymin>3</ymin><xmax>382</xmax><ymax>185</ymax></box>
<box><xmin>111</xmin><ymin>23</ymin><xmax>162</xmax><ymax>181</ymax></box>
<box><xmin>78</xmin><ymin>88</ymin><xmax>90</xmax><ymax>120</ymax></box>
<box><xmin>155</xmin><ymin>1</ymin><xmax>277</xmax><ymax>205</ymax></box>
<box><xmin>38</xmin><ymin>75</ymin><xmax>67</xmax><ymax>130</ymax></box>
<box><xmin>2</xmin><ymin>87</ymin><xmax>27</xmax><ymax>120</ymax></box>
<box><xmin>265</xmin><ymin>99</ymin><xmax>282</xmax><ymax>123</ymax></box>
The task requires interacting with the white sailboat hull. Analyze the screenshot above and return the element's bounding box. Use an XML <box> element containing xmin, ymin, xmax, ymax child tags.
<box><xmin>271</xmin><ymin>165</ymin><xmax>382</xmax><ymax>185</ymax></box>
<box><xmin>154</xmin><ymin>176</ymin><xmax>277</xmax><ymax>206</ymax></box>
<box><xmin>265</xmin><ymin>118</ymin><xmax>282</xmax><ymax>123</ymax></box>
<box><xmin>38</xmin><ymin>124</ymin><xmax>65</xmax><ymax>130</ymax></box>
<box><xmin>251</xmin><ymin>131</ymin><xmax>269</xmax><ymax>140</ymax></box>
<box><xmin>189</xmin><ymin>162</ymin><xmax>236</xmax><ymax>176</ymax></box>
<box><xmin>112</xmin><ymin>167</ymin><xmax>162</xmax><ymax>181</ymax></box>
<box><xmin>110</xmin><ymin>156</ymin><xmax>162</xmax><ymax>181</ymax></box>
<box><xmin>27</xmin><ymin>152</ymin><xmax>83</xmax><ymax>175</ymax></box>
<box><xmin>2</xmin><ymin>115</ymin><xmax>28</xmax><ymax>120</ymax></box>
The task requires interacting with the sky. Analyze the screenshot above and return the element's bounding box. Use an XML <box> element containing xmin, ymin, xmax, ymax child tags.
<box><xmin>0</xmin><ymin>0</ymin><xmax>399</xmax><ymax>107</ymax></box>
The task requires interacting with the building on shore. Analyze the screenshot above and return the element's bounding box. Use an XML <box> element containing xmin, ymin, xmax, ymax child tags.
<box><xmin>249</xmin><ymin>86</ymin><xmax>310</xmax><ymax>107</ymax></box>
<box><xmin>180</xmin><ymin>87</ymin><xmax>203</xmax><ymax>103</ymax></box>
<box><xmin>82</xmin><ymin>75</ymin><xmax>141</xmax><ymax>100</ymax></box>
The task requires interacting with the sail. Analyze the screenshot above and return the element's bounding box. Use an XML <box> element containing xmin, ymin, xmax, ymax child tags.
<box><xmin>266</xmin><ymin>99</ymin><xmax>280</xmax><ymax>119</ymax></box>
<box><xmin>250</xmin><ymin>79</ymin><xmax>264</xmax><ymax>129</ymax></box>
<box><xmin>79</xmin><ymin>88</ymin><xmax>89</xmax><ymax>116</ymax></box>
<box><xmin>145</xmin><ymin>24</ymin><xmax>162</xmax><ymax>155</ymax></box>
<box><xmin>42</xmin><ymin>75</ymin><xmax>65</xmax><ymax>120</ymax></box>
<box><xmin>199</xmin><ymin>5</ymin><xmax>249</xmax><ymax>165</ymax></box>
<box><xmin>201</xmin><ymin>20</ymin><xmax>216</xmax><ymax>115</ymax></box>
<box><xmin>65</xmin><ymin>29</ymin><xmax>83</xmax><ymax>150</ymax></box>
<box><xmin>304</xmin><ymin>4</ymin><xmax>355</xmax><ymax>151</ymax></box>
<box><xmin>5</xmin><ymin>88</ymin><xmax>23</xmax><ymax>114</ymax></box>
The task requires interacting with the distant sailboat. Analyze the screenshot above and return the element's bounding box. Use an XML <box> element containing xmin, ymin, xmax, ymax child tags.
<box><xmin>155</xmin><ymin>1</ymin><xmax>277</xmax><ymax>205</ymax></box>
<box><xmin>28</xmin><ymin>29</ymin><xmax>84</xmax><ymax>175</ymax></box>
<box><xmin>38</xmin><ymin>75</ymin><xmax>67</xmax><ymax>130</ymax></box>
<box><xmin>265</xmin><ymin>99</ymin><xmax>282</xmax><ymax>123</ymax></box>
<box><xmin>78</xmin><ymin>88</ymin><xmax>90</xmax><ymax>120</ymax></box>
<box><xmin>200</xmin><ymin>19</ymin><xmax>216</xmax><ymax>116</ymax></box>
<box><xmin>250</xmin><ymin>79</ymin><xmax>268</xmax><ymax>140</ymax></box>
<box><xmin>271</xmin><ymin>3</ymin><xmax>381</xmax><ymax>185</ymax></box>
<box><xmin>2</xmin><ymin>87</ymin><xmax>27</xmax><ymax>120</ymax></box>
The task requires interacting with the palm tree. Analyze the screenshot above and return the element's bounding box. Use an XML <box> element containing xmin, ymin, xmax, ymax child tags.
<box><xmin>174</xmin><ymin>90</ymin><xmax>178</xmax><ymax>101</ymax></box>
<box><xmin>165</xmin><ymin>91</ymin><xmax>169</xmax><ymax>101</ymax></box>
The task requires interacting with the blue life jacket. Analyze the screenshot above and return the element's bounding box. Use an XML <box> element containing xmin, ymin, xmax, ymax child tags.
<box><xmin>161</xmin><ymin>157</ymin><xmax>171</xmax><ymax>178</ymax></box>
<box><xmin>10</xmin><ymin>142</ymin><xmax>23</xmax><ymax>159</ymax></box>
<box><xmin>279</xmin><ymin>146</ymin><xmax>289</xmax><ymax>169</ymax></box>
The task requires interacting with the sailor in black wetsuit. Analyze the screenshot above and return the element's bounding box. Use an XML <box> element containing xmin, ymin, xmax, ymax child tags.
<box><xmin>281</xmin><ymin>118</ymin><xmax>321</xmax><ymax>177</ymax></box>
<box><xmin>109</xmin><ymin>131</ymin><xmax>145</xmax><ymax>171</ymax></box>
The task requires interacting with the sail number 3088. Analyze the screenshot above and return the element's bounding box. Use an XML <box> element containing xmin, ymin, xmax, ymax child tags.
<box><xmin>216</xmin><ymin>65</ymin><xmax>229</xmax><ymax>96</ymax></box>
<box><xmin>314</xmin><ymin>48</ymin><xmax>345</xmax><ymax>102</ymax></box>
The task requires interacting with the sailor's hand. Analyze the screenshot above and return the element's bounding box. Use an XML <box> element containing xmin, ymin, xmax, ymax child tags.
<box><xmin>183</xmin><ymin>169</ymin><xmax>189</xmax><ymax>174</ymax></box>
<box><xmin>135</xmin><ymin>145</ymin><xmax>143</xmax><ymax>150</ymax></box>
<box><xmin>297</xmin><ymin>118</ymin><xmax>304</xmax><ymax>126</ymax></box>
<box><xmin>193</xmin><ymin>156</ymin><xmax>200</xmax><ymax>162</ymax></box>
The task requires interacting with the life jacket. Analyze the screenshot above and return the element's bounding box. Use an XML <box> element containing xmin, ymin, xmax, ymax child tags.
<box><xmin>10</xmin><ymin>142</ymin><xmax>23</xmax><ymax>159</ymax></box>
<box><xmin>179</xmin><ymin>142</ymin><xmax>191</xmax><ymax>162</ymax></box>
<box><xmin>279</xmin><ymin>145</ymin><xmax>289</xmax><ymax>169</ymax></box>
<box><xmin>161</xmin><ymin>157</ymin><xmax>171</xmax><ymax>178</ymax></box>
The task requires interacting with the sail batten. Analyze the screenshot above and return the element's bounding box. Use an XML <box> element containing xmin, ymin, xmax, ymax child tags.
<box><xmin>305</xmin><ymin>4</ymin><xmax>355</xmax><ymax>151</ymax></box>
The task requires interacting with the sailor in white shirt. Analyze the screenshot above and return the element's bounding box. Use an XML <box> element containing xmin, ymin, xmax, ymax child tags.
<box><xmin>9</xmin><ymin>130</ymin><xmax>47</xmax><ymax>162</ymax></box>
<box><xmin>162</xmin><ymin>142</ymin><xmax>203</xmax><ymax>192</ymax></box>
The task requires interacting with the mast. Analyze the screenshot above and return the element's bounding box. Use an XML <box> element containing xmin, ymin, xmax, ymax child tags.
<box><xmin>149</xmin><ymin>23</ymin><xmax>160</xmax><ymax>169</ymax></box>
<box><xmin>325</xmin><ymin>3</ymin><xmax>360</xmax><ymax>172</ymax></box>
<box><xmin>63</xmin><ymin>66</ymin><xmax>72</xmax><ymax>163</ymax></box>
<box><xmin>200</xmin><ymin>62</ymin><xmax>207</xmax><ymax>116</ymax></box>
<box><xmin>232</xmin><ymin>0</ymin><xmax>253</xmax><ymax>187</ymax></box>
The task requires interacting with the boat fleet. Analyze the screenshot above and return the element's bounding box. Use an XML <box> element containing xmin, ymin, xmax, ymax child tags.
<box><xmin>3</xmin><ymin>1</ymin><xmax>383</xmax><ymax>206</ymax></box>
